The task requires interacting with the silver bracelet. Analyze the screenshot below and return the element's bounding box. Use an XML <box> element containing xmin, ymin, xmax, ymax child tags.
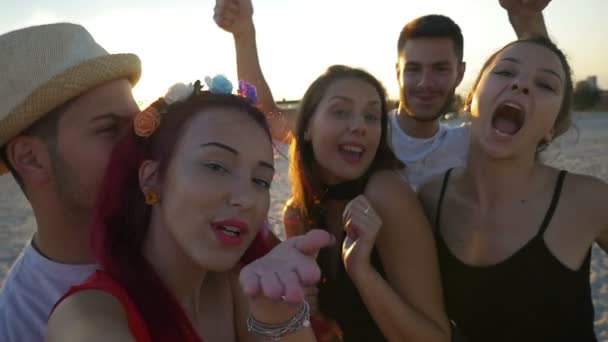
<box><xmin>247</xmin><ymin>301</ymin><xmax>311</xmax><ymax>341</ymax></box>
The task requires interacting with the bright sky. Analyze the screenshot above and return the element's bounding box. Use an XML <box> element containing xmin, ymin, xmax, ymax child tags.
<box><xmin>3</xmin><ymin>0</ymin><xmax>608</xmax><ymax>104</ymax></box>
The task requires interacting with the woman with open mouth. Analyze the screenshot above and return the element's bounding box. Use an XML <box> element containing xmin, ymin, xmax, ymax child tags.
<box><xmin>419</xmin><ymin>36</ymin><xmax>608</xmax><ymax>342</ymax></box>
<box><xmin>283</xmin><ymin>65</ymin><xmax>452</xmax><ymax>342</ymax></box>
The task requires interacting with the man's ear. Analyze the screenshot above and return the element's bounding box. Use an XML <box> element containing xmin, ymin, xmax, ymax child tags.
<box><xmin>455</xmin><ymin>61</ymin><xmax>466</xmax><ymax>88</ymax></box>
<box><xmin>6</xmin><ymin>136</ymin><xmax>54</xmax><ymax>186</ymax></box>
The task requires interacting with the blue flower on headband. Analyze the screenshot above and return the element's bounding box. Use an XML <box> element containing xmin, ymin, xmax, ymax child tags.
<box><xmin>205</xmin><ymin>75</ymin><xmax>233</xmax><ymax>95</ymax></box>
<box><xmin>238</xmin><ymin>81</ymin><xmax>259</xmax><ymax>106</ymax></box>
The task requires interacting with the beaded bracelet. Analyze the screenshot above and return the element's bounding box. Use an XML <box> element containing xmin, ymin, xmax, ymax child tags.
<box><xmin>247</xmin><ymin>301</ymin><xmax>311</xmax><ymax>340</ymax></box>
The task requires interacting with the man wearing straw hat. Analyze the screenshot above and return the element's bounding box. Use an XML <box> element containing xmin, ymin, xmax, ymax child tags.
<box><xmin>0</xmin><ymin>23</ymin><xmax>141</xmax><ymax>341</ymax></box>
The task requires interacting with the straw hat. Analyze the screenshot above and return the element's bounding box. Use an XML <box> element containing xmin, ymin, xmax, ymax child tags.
<box><xmin>0</xmin><ymin>23</ymin><xmax>141</xmax><ymax>174</ymax></box>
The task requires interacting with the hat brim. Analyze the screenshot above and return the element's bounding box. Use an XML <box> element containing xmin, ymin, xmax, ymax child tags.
<box><xmin>0</xmin><ymin>53</ymin><xmax>141</xmax><ymax>175</ymax></box>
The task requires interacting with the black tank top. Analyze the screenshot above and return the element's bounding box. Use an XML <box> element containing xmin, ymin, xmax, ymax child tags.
<box><xmin>435</xmin><ymin>169</ymin><xmax>596</xmax><ymax>342</ymax></box>
<box><xmin>315</xmin><ymin>178</ymin><xmax>388</xmax><ymax>341</ymax></box>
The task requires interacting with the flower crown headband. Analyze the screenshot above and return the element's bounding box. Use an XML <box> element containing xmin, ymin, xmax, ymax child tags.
<box><xmin>134</xmin><ymin>75</ymin><xmax>259</xmax><ymax>138</ymax></box>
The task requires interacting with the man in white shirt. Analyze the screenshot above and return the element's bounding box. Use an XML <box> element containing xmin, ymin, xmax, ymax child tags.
<box><xmin>389</xmin><ymin>3</ymin><xmax>549</xmax><ymax>189</ymax></box>
<box><xmin>388</xmin><ymin>14</ymin><xmax>473</xmax><ymax>190</ymax></box>
<box><xmin>0</xmin><ymin>23</ymin><xmax>141</xmax><ymax>341</ymax></box>
<box><xmin>214</xmin><ymin>0</ymin><xmax>550</xmax><ymax>190</ymax></box>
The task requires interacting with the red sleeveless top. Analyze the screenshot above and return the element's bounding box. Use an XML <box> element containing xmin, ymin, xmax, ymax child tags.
<box><xmin>51</xmin><ymin>229</ymin><xmax>335</xmax><ymax>341</ymax></box>
<box><xmin>53</xmin><ymin>270</ymin><xmax>158</xmax><ymax>342</ymax></box>
<box><xmin>50</xmin><ymin>229</ymin><xmax>284</xmax><ymax>341</ymax></box>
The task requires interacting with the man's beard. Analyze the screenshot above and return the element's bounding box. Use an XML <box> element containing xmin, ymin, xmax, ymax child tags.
<box><xmin>400</xmin><ymin>88</ymin><xmax>456</xmax><ymax>123</ymax></box>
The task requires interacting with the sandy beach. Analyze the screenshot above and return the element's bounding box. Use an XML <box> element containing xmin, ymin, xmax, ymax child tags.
<box><xmin>1</xmin><ymin>113</ymin><xmax>607</xmax><ymax>337</ymax></box>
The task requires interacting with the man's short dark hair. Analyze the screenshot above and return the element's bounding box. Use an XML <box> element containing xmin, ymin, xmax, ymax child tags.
<box><xmin>397</xmin><ymin>14</ymin><xmax>464</xmax><ymax>62</ymax></box>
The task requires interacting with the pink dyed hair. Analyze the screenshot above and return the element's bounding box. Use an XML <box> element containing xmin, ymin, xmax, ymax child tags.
<box><xmin>90</xmin><ymin>92</ymin><xmax>276</xmax><ymax>340</ymax></box>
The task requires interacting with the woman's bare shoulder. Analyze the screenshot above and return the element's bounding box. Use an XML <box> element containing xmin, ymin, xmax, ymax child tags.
<box><xmin>365</xmin><ymin>169</ymin><xmax>415</xmax><ymax>202</ymax></box>
<box><xmin>561</xmin><ymin>170</ymin><xmax>608</xmax><ymax>232</ymax></box>
<box><xmin>47</xmin><ymin>290</ymin><xmax>135</xmax><ymax>342</ymax></box>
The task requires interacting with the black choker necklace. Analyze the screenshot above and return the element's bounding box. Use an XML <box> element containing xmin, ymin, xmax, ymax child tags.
<box><xmin>324</xmin><ymin>179</ymin><xmax>366</xmax><ymax>201</ymax></box>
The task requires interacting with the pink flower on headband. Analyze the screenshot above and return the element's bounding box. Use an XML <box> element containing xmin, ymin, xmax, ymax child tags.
<box><xmin>238</xmin><ymin>81</ymin><xmax>259</xmax><ymax>106</ymax></box>
<box><xmin>134</xmin><ymin>106</ymin><xmax>161</xmax><ymax>138</ymax></box>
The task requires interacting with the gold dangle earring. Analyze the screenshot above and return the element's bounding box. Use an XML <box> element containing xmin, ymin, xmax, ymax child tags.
<box><xmin>145</xmin><ymin>191</ymin><xmax>160</xmax><ymax>206</ymax></box>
